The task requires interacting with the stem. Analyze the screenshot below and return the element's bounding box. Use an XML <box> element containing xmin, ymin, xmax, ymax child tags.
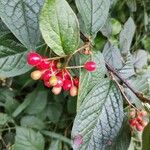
<box><xmin>66</xmin><ymin>66</ymin><xmax>84</xmax><ymax>69</ymax></box>
<box><xmin>110</xmin><ymin>72</ymin><xmax>139</xmax><ymax>111</ymax></box>
<box><xmin>45</xmin><ymin>56</ymin><xmax>66</xmax><ymax>61</ymax></box>
<box><xmin>80</xmin><ymin>31</ymin><xmax>150</xmax><ymax>104</ymax></box>
<box><xmin>41</xmin><ymin>130</ymin><xmax>71</xmax><ymax>146</ymax></box>
<box><xmin>106</xmin><ymin>63</ymin><xmax>150</xmax><ymax>104</ymax></box>
<box><xmin>65</xmin><ymin>43</ymin><xmax>90</xmax><ymax>67</ymax></box>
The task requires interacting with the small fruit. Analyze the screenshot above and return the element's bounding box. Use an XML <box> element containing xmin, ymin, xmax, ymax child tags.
<box><xmin>84</xmin><ymin>61</ymin><xmax>96</xmax><ymax>72</ymax></box>
<box><xmin>42</xmin><ymin>70</ymin><xmax>52</xmax><ymax>81</ymax></box>
<box><xmin>136</xmin><ymin>124</ymin><xmax>144</xmax><ymax>132</ymax></box>
<box><xmin>129</xmin><ymin>119</ymin><xmax>137</xmax><ymax>127</ymax></box>
<box><xmin>129</xmin><ymin>109</ymin><xmax>136</xmax><ymax>118</ymax></box>
<box><xmin>63</xmin><ymin>79</ymin><xmax>72</xmax><ymax>91</ymax></box>
<box><xmin>55</xmin><ymin>77</ymin><xmax>63</xmax><ymax>87</ymax></box>
<box><xmin>44</xmin><ymin>80</ymin><xmax>51</xmax><ymax>88</ymax></box>
<box><xmin>142</xmin><ymin>120</ymin><xmax>148</xmax><ymax>127</ymax></box>
<box><xmin>74</xmin><ymin>77</ymin><xmax>79</xmax><ymax>87</ymax></box>
<box><xmin>70</xmin><ymin>86</ymin><xmax>78</xmax><ymax>97</ymax></box>
<box><xmin>140</xmin><ymin>110</ymin><xmax>148</xmax><ymax>117</ymax></box>
<box><xmin>27</xmin><ymin>52</ymin><xmax>42</xmax><ymax>66</ymax></box>
<box><xmin>31</xmin><ymin>70</ymin><xmax>42</xmax><ymax>80</ymax></box>
<box><xmin>57</xmin><ymin>70</ymin><xmax>70</xmax><ymax>80</ymax></box>
<box><xmin>49</xmin><ymin>76</ymin><xmax>58</xmax><ymax>86</ymax></box>
<box><xmin>37</xmin><ymin>59</ymin><xmax>50</xmax><ymax>70</ymax></box>
<box><xmin>52</xmin><ymin>87</ymin><xmax>62</xmax><ymax>95</ymax></box>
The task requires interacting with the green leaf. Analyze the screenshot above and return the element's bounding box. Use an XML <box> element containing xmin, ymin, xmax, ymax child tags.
<box><xmin>133</xmin><ymin>49</ymin><xmax>148</xmax><ymax>70</ymax></box>
<box><xmin>14</xmin><ymin>127</ymin><xmax>45</xmax><ymax>150</ymax></box>
<box><xmin>0</xmin><ymin>113</ymin><xmax>10</xmax><ymax>126</ymax></box>
<box><xmin>103</xmin><ymin>42</ymin><xmax>123</xmax><ymax>70</ymax></box>
<box><xmin>12</xmin><ymin>90</ymin><xmax>37</xmax><ymax>118</ymax></box>
<box><xmin>75</xmin><ymin>0</ymin><xmax>110</xmax><ymax>38</ymax></box>
<box><xmin>119</xmin><ymin>17</ymin><xmax>136</xmax><ymax>54</ymax></box>
<box><xmin>77</xmin><ymin>51</ymin><xmax>106</xmax><ymax>110</ymax></box>
<box><xmin>142</xmin><ymin>123</ymin><xmax>150</xmax><ymax>150</ymax></box>
<box><xmin>118</xmin><ymin>52</ymin><xmax>135</xmax><ymax>79</ymax></box>
<box><xmin>0</xmin><ymin>19</ymin><xmax>10</xmax><ymax>37</ymax></box>
<box><xmin>46</xmin><ymin>102</ymin><xmax>62</xmax><ymax>123</ymax></box>
<box><xmin>40</xmin><ymin>0</ymin><xmax>80</xmax><ymax>56</ymax></box>
<box><xmin>0</xmin><ymin>0</ymin><xmax>44</xmax><ymax>49</ymax></box>
<box><xmin>49</xmin><ymin>140</ymin><xmax>62</xmax><ymax>150</ymax></box>
<box><xmin>111</xmin><ymin>118</ymin><xmax>131</xmax><ymax>150</ymax></box>
<box><xmin>111</xmin><ymin>18</ymin><xmax>122</xmax><ymax>35</ymax></box>
<box><xmin>0</xmin><ymin>34</ymin><xmax>31</xmax><ymax>77</ymax></box>
<box><xmin>25</xmin><ymin>89</ymin><xmax>48</xmax><ymax>115</ymax></box>
<box><xmin>72</xmin><ymin>80</ymin><xmax>124</xmax><ymax>150</ymax></box>
<box><xmin>20</xmin><ymin>116</ymin><xmax>45</xmax><ymax>130</ymax></box>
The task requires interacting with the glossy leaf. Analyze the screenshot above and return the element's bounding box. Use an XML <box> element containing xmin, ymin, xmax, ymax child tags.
<box><xmin>75</xmin><ymin>0</ymin><xmax>110</xmax><ymax>38</ymax></box>
<box><xmin>0</xmin><ymin>0</ymin><xmax>44</xmax><ymax>49</ymax></box>
<box><xmin>14</xmin><ymin>127</ymin><xmax>45</xmax><ymax>150</ymax></box>
<box><xmin>40</xmin><ymin>0</ymin><xmax>80</xmax><ymax>56</ymax></box>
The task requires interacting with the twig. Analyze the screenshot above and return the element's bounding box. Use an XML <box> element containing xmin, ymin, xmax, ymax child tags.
<box><xmin>110</xmin><ymin>72</ymin><xmax>139</xmax><ymax>111</ymax></box>
<box><xmin>64</xmin><ymin>42</ymin><xmax>90</xmax><ymax>67</ymax></box>
<box><xmin>106</xmin><ymin>63</ymin><xmax>150</xmax><ymax>104</ymax></box>
<box><xmin>80</xmin><ymin>31</ymin><xmax>150</xmax><ymax>104</ymax></box>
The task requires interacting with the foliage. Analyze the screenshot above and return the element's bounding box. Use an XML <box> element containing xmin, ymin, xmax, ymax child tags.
<box><xmin>0</xmin><ymin>0</ymin><xmax>150</xmax><ymax>150</ymax></box>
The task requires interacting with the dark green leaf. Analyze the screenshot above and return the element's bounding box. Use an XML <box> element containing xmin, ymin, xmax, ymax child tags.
<box><xmin>40</xmin><ymin>0</ymin><xmax>80</xmax><ymax>56</ymax></box>
<box><xmin>0</xmin><ymin>0</ymin><xmax>44</xmax><ymax>49</ymax></box>
<box><xmin>25</xmin><ymin>89</ymin><xmax>48</xmax><ymax>115</ymax></box>
<box><xmin>12</xmin><ymin>90</ymin><xmax>37</xmax><ymax>117</ymax></box>
<box><xmin>49</xmin><ymin>140</ymin><xmax>62</xmax><ymax>150</ymax></box>
<box><xmin>0</xmin><ymin>34</ymin><xmax>31</xmax><ymax>77</ymax></box>
<box><xmin>46</xmin><ymin>102</ymin><xmax>62</xmax><ymax>123</ymax></box>
<box><xmin>0</xmin><ymin>18</ymin><xmax>10</xmax><ymax>37</ymax></box>
<box><xmin>111</xmin><ymin>118</ymin><xmax>131</xmax><ymax>150</ymax></box>
<box><xmin>75</xmin><ymin>0</ymin><xmax>110</xmax><ymax>38</ymax></box>
<box><xmin>21</xmin><ymin>116</ymin><xmax>45</xmax><ymax>130</ymax></box>
<box><xmin>0</xmin><ymin>113</ymin><xmax>10</xmax><ymax>126</ymax></box>
<box><xmin>72</xmin><ymin>80</ymin><xmax>124</xmax><ymax>150</ymax></box>
<box><xmin>142</xmin><ymin>123</ymin><xmax>150</xmax><ymax>150</ymax></box>
<box><xmin>14</xmin><ymin>127</ymin><xmax>45</xmax><ymax>150</ymax></box>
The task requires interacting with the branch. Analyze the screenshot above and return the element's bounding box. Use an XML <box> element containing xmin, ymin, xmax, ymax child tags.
<box><xmin>106</xmin><ymin>63</ymin><xmax>150</xmax><ymax>104</ymax></box>
<box><xmin>80</xmin><ymin>31</ymin><xmax>150</xmax><ymax>104</ymax></box>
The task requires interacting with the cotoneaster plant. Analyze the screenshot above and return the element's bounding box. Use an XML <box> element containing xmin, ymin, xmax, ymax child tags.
<box><xmin>0</xmin><ymin>0</ymin><xmax>150</xmax><ymax>150</ymax></box>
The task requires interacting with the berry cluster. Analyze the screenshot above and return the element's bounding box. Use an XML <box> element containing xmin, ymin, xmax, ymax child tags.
<box><xmin>129</xmin><ymin>109</ymin><xmax>148</xmax><ymax>132</ymax></box>
<box><xmin>27</xmin><ymin>52</ymin><xmax>96</xmax><ymax>96</ymax></box>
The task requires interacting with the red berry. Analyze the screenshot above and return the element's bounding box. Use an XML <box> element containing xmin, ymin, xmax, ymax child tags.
<box><xmin>129</xmin><ymin>119</ymin><xmax>137</xmax><ymax>127</ymax></box>
<box><xmin>136</xmin><ymin>124</ymin><xmax>144</xmax><ymax>132</ymax></box>
<box><xmin>49</xmin><ymin>76</ymin><xmax>58</xmax><ymax>86</ymax></box>
<box><xmin>31</xmin><ymin>70</ymin><xmax>42</xmax><ymax>80</ymax></box>
<box><xmin>44</xmin><ymin>80</ymin><xmax>51</xmax><ymax>88</ymax></box>
<box><xmin>140</xmin><ymin>110</ymin><xmax>147</xmax><ymax>117</ymax></box>
<box><xmin>42</xmin><ymin>70</ymin><xmax>52</xmax><ymax>81</ymax></box>
<box><xmin>84</xmin><ymin>61</ymin><xmax>96</xmax><ymax>72</ymax></box>
<box><xmin>70</xmin><ymin>86</ymin><xmax>78</xmax><ymax>97</ymax></box>
<box><xmin>74</xmin><ymin>77</ymin><xmax>79</xmax><ymax>87</ymax></box>
<box><xmin>36</xmin><ymin>59</ymin><xmax>50</xmax><ymax>70</ymax></box>
<box><xmin>55</xmin><ymin>76</ymin><xmax>63</xmax><ymax>87</ymax></box>
<box><xmin>52</xmin><ymin>87</ymin><xmax>62</xmax><ymax>95</ymax></box>
<box><xmin>63</xmin><ymin>79</ymin><xmax>72</xmax><ymax>91</ymax></box>
<box><xmin>57</xmin><ymin>70</ymin><xmax>70</xmax><ymax>80</ymax></box>
<box><xmin>136</xmin><ymin>117</ymin><xmax>143</xmax><ymax>123</ymax></box>
<box><xmin>27</xmin><ymin>52</ymin><xmax>41</xmax><ymax>66</ymax></box>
